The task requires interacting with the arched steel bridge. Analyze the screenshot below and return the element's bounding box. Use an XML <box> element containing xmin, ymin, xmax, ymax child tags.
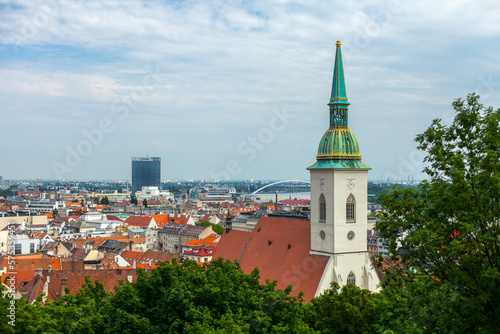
<box><xmin>251</xmin><ymin>180</ymin><xmax>311</xmax><ymax>194</ymax></box>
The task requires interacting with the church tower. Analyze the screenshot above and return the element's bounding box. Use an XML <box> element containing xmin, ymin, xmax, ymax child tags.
<box><xmin>308</xmin><ymin>41</ymin><xmax>374</xmax><ymax>290</ymax></box>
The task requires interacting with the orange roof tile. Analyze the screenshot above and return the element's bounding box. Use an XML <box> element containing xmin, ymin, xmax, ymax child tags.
<box><xmin>124</xmin><ymin>216</ymin><xmax>155</xmax><ymax>227</ymax></box>
<box><xmin>214</xmin><ymin>217</ymin><xmax>329</xmax><ymax>302</ymax></box>
<box><xmin>121</xmin><ymin>250</ymin><xmax>143</xmax><ymax>261</ymax></box>
<box><xmin>42</xmin><ymin>269</ymin><xmax>139</xmax><ymax>302</ymax></box>
<box><xmin>213</xmin><ymin>229</ymin><xmax>252</xmax><ymax>262</ymax></box>
<box><xmin>184</xmin><ymin>246</ymin><xmax>217</xmax><ymax>257</ymax></box>
<box><xmin>1</xmin><ymin>271</ymin><xmax>35</xmax><ymax>292</ymax></box>
<box><xmin>0</xmin><ymin>256</ymin><xmax>62</xmax><ymax>272</ymax></box>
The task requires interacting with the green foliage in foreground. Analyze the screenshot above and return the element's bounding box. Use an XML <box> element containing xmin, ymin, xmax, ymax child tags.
<box><xmin>2</xmin><ymin>258</ymin><xmax>497</xmax><ymax>333</ymax></box>
<box><xmin>5</xmin><ymin>260</ymin><xmax>316</xmax><ymax>333</ymax></box>
<box><xmin>377</xmin><ymin>93</ymin><xmax>500</xmax><ymax>332</ymax></box>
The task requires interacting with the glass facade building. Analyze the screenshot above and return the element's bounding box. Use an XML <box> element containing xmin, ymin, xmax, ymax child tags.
<box><xmin>131</xmin><ymin>157</ymin><xmax>161</xmax><ymax>195</ymax></box>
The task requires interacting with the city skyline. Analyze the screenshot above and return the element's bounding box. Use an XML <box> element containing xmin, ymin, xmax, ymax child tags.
<box><xmin>1</xmin><ymin>1</ymin><xmax>499</xmax><ymax>181</ymax></box>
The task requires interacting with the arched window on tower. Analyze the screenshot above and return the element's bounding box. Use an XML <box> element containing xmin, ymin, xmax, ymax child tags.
<box><xmin>346</xmin><ymin>194</ymin><xmax>355</xmax><ymax>223</ymax></box>
<box><xmin>319</xmin><ymin>194</ymin><xmax>326</xmax><ymax>223</ymax></box>
<box><xmin>347</xmin><ymin>271</ymin><xmax>355</xmax><ymax>285</ymax></box>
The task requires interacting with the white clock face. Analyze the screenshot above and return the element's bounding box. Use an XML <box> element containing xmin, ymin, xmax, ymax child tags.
<box><xmin>319</xmin><ymin>179</ymin><xmax>326</xmax><ymax>189</ymax></box>
<box><xmin>347</xmin><ymin>179</ymin><xmax>356</xmax><ymax>190</ymax></box>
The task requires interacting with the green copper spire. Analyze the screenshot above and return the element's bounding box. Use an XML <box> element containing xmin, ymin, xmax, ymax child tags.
<box><xmin>329</xmin><ymin>41</ymin><xmax>349</xmax><ymax>106</ymax></box>
<box><xmin>329</xmin><ymin>40</ymin><xmax>349</xmax><ymax>127</ymax></box>
<box><xmin>307</xmin><ymin>40</ymin><xmax>370</xmax><ymax>170</ymax></box>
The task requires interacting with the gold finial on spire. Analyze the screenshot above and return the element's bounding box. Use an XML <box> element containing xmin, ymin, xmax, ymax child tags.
<box><xmin>336</xmin><ymin>40</ymin><xmax>341</xmax><ymax>47</ymax></box>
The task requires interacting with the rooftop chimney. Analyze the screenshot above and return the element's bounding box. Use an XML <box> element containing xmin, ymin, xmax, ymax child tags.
<box><xmin>34</xmin><ymin>267</ymin><xmax>43</xmax><ymax>277</ymax></box>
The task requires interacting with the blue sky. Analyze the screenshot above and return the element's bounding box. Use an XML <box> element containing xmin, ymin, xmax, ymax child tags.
<box><xmin>0</xmin><ymin>0</ymin><xmax>499</xmax><ymax>182</ymax></box>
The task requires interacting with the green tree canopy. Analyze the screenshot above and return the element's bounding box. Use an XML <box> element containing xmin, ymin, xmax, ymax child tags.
<box><xmin>376</xmin><ymin>93</ymin><xmax>500</xmax><ymax>331</ymax></box>
<box><xmin>130</xmin><ymin>195</ymin><xmax>138</xmax><ymax>205</ymax></box>
<box><xmin>8</xmin><ymin>260</ymin><xmax>318</xmax><ymax>333</ymax></box>
<box><xmin>0</xmin><ymin>188</ymin><xmax>13</xmax><ymax>198</ymax></box>
<box><xmin>306</xmin><ymin>282</ymin><xmax>378</xmax><ymax>334</ymax></box>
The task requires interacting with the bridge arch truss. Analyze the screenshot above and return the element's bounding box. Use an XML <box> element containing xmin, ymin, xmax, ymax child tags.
<box><xmin>251</xmin><ymin>180</ymin><xmax>311</xmax><ymax>194</ymax></box>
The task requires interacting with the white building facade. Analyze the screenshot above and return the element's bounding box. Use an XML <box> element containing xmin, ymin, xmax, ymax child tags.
<box><xmin>308</xmin><ymin>41</ymin><xmax>380</xmax><ymax>294</ymax></box>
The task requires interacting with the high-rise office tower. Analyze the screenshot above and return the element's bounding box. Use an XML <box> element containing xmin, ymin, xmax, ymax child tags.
<box><xmin>131</xmin><ymin>156</ymin><xmax>161</xmax><ymax>195</ymax></box>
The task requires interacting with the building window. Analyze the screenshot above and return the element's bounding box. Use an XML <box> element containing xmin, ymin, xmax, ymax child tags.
<box><xmin>347</xmin><ymin>271</ymin><xmax>355</xmax><ymax>285</ymax></box>
<box><xmin>15</xmin><ymin>244</ymin><xmax>21</xmax><ymax>255</ymax></box>
<box><xmin>346</xmin><ymin>194</ymin><xmax>355</xmax><ymax>223</ymax></box>
<box><xmin>30</xmin><ymin>243</ymin><xmax>35</xmax><ymax>253</ymax></box>
<box><xmin>319</xmin><ymin>194</ymin><xmax>326</xmax><ymax>223</ymax></box>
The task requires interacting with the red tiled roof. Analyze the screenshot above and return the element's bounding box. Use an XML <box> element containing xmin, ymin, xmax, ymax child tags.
<box><xmin>213</xmin><ymin>229</ymin><xmax>252</xmax><ymax>262</ymax></box>
<box><xmin>100</xmin><ymin>253</ymin><xmax>116</xmax><ymax>265</ymax></box>
<box><xmin>279</xmin><ymin>199</ymin><xmax>310</xmax><ymax>206</ymax></box>
<box><xmin>42</xmin><ymin>269</ymin><xmax>139</xmax><ymax>302</ymax></box>
<box><xmin>72</xmin><ymin>248</ymin><xmax>89</xmax><ymax>261</ymax></box>
<box><xmin>31</xmin><ymin>232</ymin><xmax>51</xmax><ymax>240</ymax></box>
<box><xmin>168</xmin><ymin>214</ymin><xmax>192</xmax><ymax>225</ymax></box>
<box><xmin>124</xmin><ymin>216</ymin><xmax>155</xmax><ymax>227</ymax></box>
<box><xmin>106</xmin><ymin>215</ymin><xmax>124</xmax><ymax>222</ymax></box>
<box><xmin>121</xmin><ymin>250</ymin><xmax>143</xmax><ymax>262</ymax></box>
<box><xmin>216</xmin><ymin>217</ymin><xmax>329</xmax><ymax>302</ymax></box>
<box><xmin>201</xmin><ymin>214</ymin><xmax>215</xmax><ymax>222</ymax></box>
<box><xmin>142</xmin><ymin>214</ymin><xmax>171</xmax><ymax>228</ymax></box>
<box><xmin>184</xmin><ymin>246</ymin><xmax>217</xmax><ymax>257</ymax></box>
<box><xmin>184</xmin><ymin>233</ymin><xmax>220</xmax><ymax>248</ymax></box>
<box><xmin>19</xmin><ymin>274</ymin><xmax>46</xmax><ymax>304</ymax></box>
<box><xmin>1</xmin><ymin>256</ymin><xmax>62</xmax><ymax>271</ymax></box>
<box><xmin>60</xmin><ymin>258</ymin><xmax>85</xmax><ymax>270</ymax></box>
<box><xmin>374</xmin><ymin>257</ymin><xmax>400</xmax><ymax>281</ymax></box>
<box><xmin>1</xmin><ymin>271</ymin><xmax>35</xmax><ymax>292</ymax></box>
<box><xmin>1</xmin><ymin>223</ymin><xmax>20</xmax><ymax>231</ymax></box>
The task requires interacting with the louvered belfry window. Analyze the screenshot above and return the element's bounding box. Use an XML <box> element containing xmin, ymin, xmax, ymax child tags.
<box><xmin>346</xmin><ymin>194</ymin><xmax>355</xmax><ymax>223</ymax></box>
<box><xmin>319</xmin><ymin>194</ymin><xmax>326</xmax><ymax>222</ymax></box>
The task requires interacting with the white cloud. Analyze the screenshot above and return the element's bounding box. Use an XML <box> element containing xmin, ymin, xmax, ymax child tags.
<box><xmin>0</xmin><ymin>0</ymin><xmax>499</xmax><ymax>180</ymax></box>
